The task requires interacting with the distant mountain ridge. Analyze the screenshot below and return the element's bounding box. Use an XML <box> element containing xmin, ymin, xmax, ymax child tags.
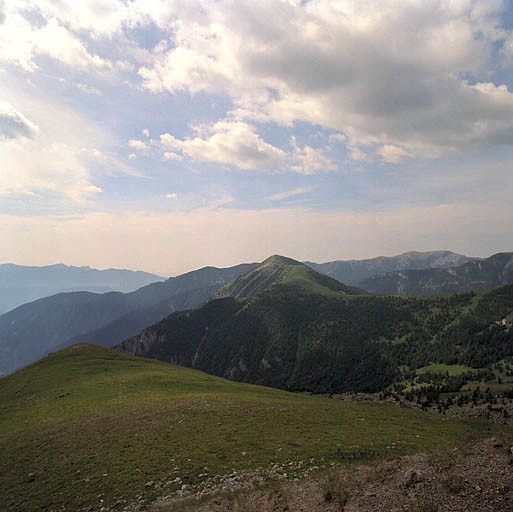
<box><xmin>3</xmin><ymin>249</ymin><xmax>509</xmax><ymax>378</ymax></box>
<box><xmin>361</xmin><ymin>252</ymin><xmax>513</xmax><ymax>295</ymax></box>
<box><xmin>0</xmin><ymin>263</ymin><xmax>165</xmax><ymax>314</ymax></box>
<box><xmin>305</xmin><ymin>250</ymin><xmax>476</xmax><ymax>287</ymax></box>
<box><xmin>0</xmin><ymin>263</ymin><xmax>256</xmax><ymax>376</ymax></box>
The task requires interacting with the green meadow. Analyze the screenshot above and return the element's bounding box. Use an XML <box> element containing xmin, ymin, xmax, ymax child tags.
<box><xmin>0</xmin><ymin>344</ymin><xmax>490</xmax><ymax>511</ymax></box>
<box><xmin>416</xmin><ymin>363</ymin><xmax>473</xmax><ymax>376</ymax></box>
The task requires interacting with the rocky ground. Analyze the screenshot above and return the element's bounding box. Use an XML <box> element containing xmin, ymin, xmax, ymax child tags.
<box><xmin>141</xmin><ymin>430</ymin><xmax>513</xmax><ymax>512</ymax></box>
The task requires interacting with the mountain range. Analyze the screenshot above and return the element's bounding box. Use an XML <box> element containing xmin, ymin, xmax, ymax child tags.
<box><xmin>2</xmin><ymin>250</ymin><xmax>513</xmax><ymax>378</ymax></box>
<box><xmin>0</xmin><ymin>263</ymin><xmax>255</xmax><ymax>376</ymax></box>
<box><xmin>117</xmin><ymin>255</ymin><xmax>513</xmax><ymax>393</ymax></box>
<box><xmin>0</xmin><ymin>263</ymin><xmax>164</xmax><ymax>314</ymax></box>
<box><xmin>361</xmin><ymin>252</ymin><xmax>513</xmax><ymax>295</ymax></box>
<box><xmin>305</xmin><ymin>250</ymin><xmax>475</xmax><ymax>286</ymax></box>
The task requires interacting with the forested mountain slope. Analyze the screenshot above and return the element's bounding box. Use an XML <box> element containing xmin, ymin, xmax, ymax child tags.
<box><xmin>117</xmin><ymin>282</ymin><xmax>513</xmax><ymax>394</ymax></box>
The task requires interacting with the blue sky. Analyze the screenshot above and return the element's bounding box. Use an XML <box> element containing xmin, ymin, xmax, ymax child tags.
<box><xmin>1</xmin><ymin>0</ymin><xmax>513</xmax><ymax>275</ymax></box>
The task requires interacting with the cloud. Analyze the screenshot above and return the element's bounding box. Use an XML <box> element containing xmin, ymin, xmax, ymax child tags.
<box><xmin>140</xmin><ymin>0</ymin><xmax>513</xmax><ymax>160</ymax></box>
<box><xmin>0</xmin><ymin>87</ymin><xmax>111</xmax><ymax>203</ymax></box>
<box><xmin>128</xmin><ymin>153</ymin><xmax>137</xmax><ymax>159</ymax></box>
<box><xmin>32</xmin><ymin>19</ymin><xmax>111</xmax><ymax>70</ymax></box>
<box><xmin>265</xmin><ymin>187</ymin><xmax>312</xmax><ymax>201</ymax></box>
<box><xmin>5</xmin><ymin>1</ymin><xmax>513</xmax><ymax>162</ymax></box>
<box><xmin>377</xmin><ymin>145</ymin><xmax>410</xmax><ymax>164</ymax></box>
<box><xmin>163</xmin><ymin>151</ymin><xmax>182</xmax><ymax>161</ymax></box>
<box><xmin>76</xmin><ymin>83</ymin><xmax>101</xmax><ymax>95</ymax></box>
<box><xmin>160</xmin><ymin>121</ymin><xmax>336</xmax><ymax>173</ymax></box>
<box><xmin>85</xmin><ymin>185</ymin><xmax>102</xmax><ymax>194</ymax></box>
<box><xmin>0</xmin><ymin>142</ymin><xmax>98</xmax><ymax>201</ymax></box>
<box><xmin>0</xmin><ymin>8</ymin><xmax>112</xmax><ymax>72</ymax></box>
<box><xmin>142</xmin><ymin>128</ymin><xmax>150</xmax><ymax>137</ymax></box>
<box><xmin>128</xmin><ymin>139</ymin><xmax>149</xmax><ymax>153</ymax></box>
<box><xmin>160</xmin><ymin>120</ymin><xmax>288</xmax><ymax>171</ymax></box>
<box><xmin>166</xmin><ymin>192</ymin><xmax>177</xmax><ymax>199</ymax></box>
<box><xmin>290</xmin><ymin>136</ymin><xmax>336</xmax><ymax>174</ymax></box>
<box><xmin>0</xmin><ymin>101</ymin><xmax>39</xmax><ymax>140</ymax></box>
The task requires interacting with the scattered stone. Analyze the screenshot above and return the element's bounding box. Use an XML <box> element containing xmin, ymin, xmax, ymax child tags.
<box><xmin>405</xmin><ymin>468</ymin><xmax>424</xmax><ymax>487</ymax></box>
<box><xmin>145</xmin><ymin>481</ymin><xmax>154</xmax><ymax>488</ymax></box>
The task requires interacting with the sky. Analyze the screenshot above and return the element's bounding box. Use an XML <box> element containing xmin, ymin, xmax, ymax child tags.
<box><xmin>1</xmin><ymin>0</ymin><xmax>513</xmax><ymax>276</ymax></box>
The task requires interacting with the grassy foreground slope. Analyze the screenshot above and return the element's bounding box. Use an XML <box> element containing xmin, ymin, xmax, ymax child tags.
<box><xmin>0</xmin><ymin>345</ymin><xmax>488</xmax><ymax>512</ymax></box>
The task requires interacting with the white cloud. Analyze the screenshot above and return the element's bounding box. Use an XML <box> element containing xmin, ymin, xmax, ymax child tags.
<box><xmin>0</xmin><ymin>100</ymin><xmax>39</xmax><ymax>140</ymax></box>
<box><xmin>0</xmin><ymin>142</ymin><xmax>97</xmax><ymax>201</ymax></box>
<box><xmin>0</xmin><ymin>85</ymin><xmax>111</xmax><ymax>203</ymax></box>
<box><xmin>85</xmin><ymin>185</ymin><xmax>102</xmax><ymax>194</ymax></box>
<box><xmin>166</xmin><ymin>192</ymin><xmax>177</xmax><ymax>199</ymax></box>
<box><xmin>139</xmin><ymin>0</ymin><xmax>513</xmax><ymax>160</ymax></box>
<box><xmin>377</xmin><ymin>145</ymin><xmax>410</xmax><ymax>164</ymax></box>
<box><xmin>128</xmin><ymin>153</ymin><xmax>137</xmax><ymax>159</ymax></box>
<box><xmin>76</xmin><ymin>83</ymin><xmax>101</xmax><ymax>95</ymax></box>
<box><xmin>290</xmin><ymin>136</ymin><xmax>336</xmax><ymax>174</ymax></box>
<box><xmin>128</xmin><ymin>139</ymin><xmax>149</xmax><ymax>153</ymax></box>
<box><xmin>160</xmin><ymin>121</ymin><xmax>336</xmax><ymax>173</ymax></box>
<box><xmin>142</xmin><ymin>128</ymin><xmax>150</xmax><ymax>137</ymax></box>
<box><xmin>32</xmin><ymin>19</ymin><xmax>111</xmax><ymax>70</ymax></box>
<box><xmin>163</xmin><ymin>151</ymin><xmax>182</xmax><ymax>161</ymax></box>
<box><xmin>265</xmin><ymin>187</ymin><xmax>312</xmax><ymax>201</ymax></box>
<box><xmin>0</xmin><ymin>7</ymin><xmax>112</xmax><ymax>72</ymax></box>
<box><xmin>160</xmin><ymin>120</ymin><xmax>288</xmax><ymax>171</ymax></box>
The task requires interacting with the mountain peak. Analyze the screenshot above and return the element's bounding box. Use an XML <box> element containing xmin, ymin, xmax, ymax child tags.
<box><xmin>215</xmin><ymin>255</ymin><xmax>364</xmax><ymax>299</ymax></box>
<box><xmin>261</xmin><ymin>254</ymin><xmax>302</xmax><ymax>266</ymax></box>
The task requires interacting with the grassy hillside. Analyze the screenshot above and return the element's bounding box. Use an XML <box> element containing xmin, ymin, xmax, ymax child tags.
<box><xmin>215</xmin><ymin>255</ymin><xmax>364</xmax><ymax>299</ymax></box>
<box><xmin>0</xmin><ymin>344</ymin><xmax>488</xmax><ymax>511</ymax></box>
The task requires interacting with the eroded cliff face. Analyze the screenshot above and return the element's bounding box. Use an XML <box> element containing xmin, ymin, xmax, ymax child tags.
<box><xmin>117</xmin><ymin>328</ymin><xmax>160</xmax><ymax>357</ymax></box>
